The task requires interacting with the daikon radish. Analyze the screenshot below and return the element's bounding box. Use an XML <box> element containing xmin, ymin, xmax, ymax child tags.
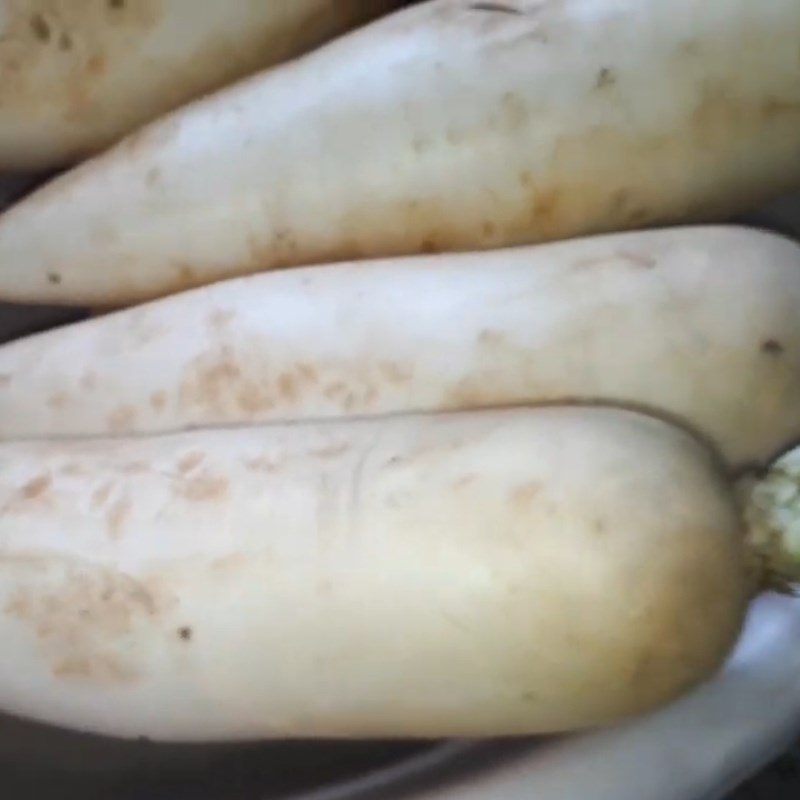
<box><xmin>3</xmin><ymin>405</ymin><xmax>790</xmax><ymax>741</ymax></box>
<box><xmin>1</xmin><ymin>226</ymin><xmax>798</xmax><ymax>469</ymax></box>
<box><xmin>0</xmin><ymin>0</ymin><xmax>798</xmax><ymax>304</ymax></box>
<box><xmin>0</xmin><ymin>0</ymin><xmax>400</xmax><ymax>170</ymax></box>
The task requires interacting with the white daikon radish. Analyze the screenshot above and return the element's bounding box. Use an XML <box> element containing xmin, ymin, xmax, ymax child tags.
<box><xmin>0</xmin><ymin>0</ymin><xmax>798</xmax><ymax>304</ymax></box>
<box><xmin>0</xmin><ymin>0</ymin><xmax>400</xmax><ymax>170</ymax></box>
<box><xmin>1</xmin><ymin>226</ymin><xmax>798</xmax><ymax>469</ymax></box>
<box><xmin>3</xmin><ymin>405</ymin><xmax>789</xmax><ymax>741</ymax></box>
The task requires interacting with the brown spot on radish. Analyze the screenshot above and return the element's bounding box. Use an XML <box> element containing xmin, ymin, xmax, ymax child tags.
<box><xmin>46</xmin><ymin>272</ymin><xmax>62</xmax><ymax>285</ymax></box>
<box><xmin>61</xmin><ymin>463</ymin><xmax>87</xmax><ymax>477</ymax></box>
<box><xmin>53</xmin><ymin>655</ymin><xmax>138</xmax><ymax>683</ymax></box>
<box><xmin>244</xmin><ymin>457</ymin><xmax>277</xmax><ymax>473</ymax></box>
<box><xmin>680</xmin><ymin>39</ymin><xmax>702</xmax><ymax>57</ymax></box>
<box><xmin>761</xmin><ymin>98</ymin><xmax>800</xmax><ymax>118</ymax></box>
<box><xmin>209</xmin><ymin>309</ymin><xmax>235</xmax><ymax>330</ymax></box>
<box><xmin>177</xmin><ymin>451</ymin><xmax>205</xmax><ymax>474</ymax></box>
<box><xmin>236</xmin><ymin>385</ymin><xmax>274</xmax><ymax>414</ymax></box>
<box><xmin>86</xmin><ymin>53</ymin><xmax>107</xmax><ymax>77</ymax></box>
<box><xmin>91</xmin><ymin>222</ymin><xmax>119</xmax><ymax>247</ymax></box>
<box><xmin>573</xmin><ymin>255</ymin><xmax>613</xmax><ymax>270</ymax></box>
<box><xmin>312</xmin><ymin>444</ymin><xmax>349</xmax><ymax>459</ymax></box>
<box><xmin>127</xmin><ymin>311</ymin><xmax>166</xmax><ymax>346</ymax></box>
<box><xmin>518</xmin><ymin>170</ymin><xmax>534</xmax><ymax>188</ymax></box>
<box><xmin>531</xmin><ymin>188</ymin><xmax>561</xmax><ymax>228</ymax></box>
<box><xmin>478</xmin><ymin>328</ymin><xmax>506</xmax><ymax>347</ymax></box>
<box><xmin>173</xmin><ymin>263</ymin><xmax>197</xmax><ymax>287</ymax></box>
<box><xmin>594</xmin><ymin>67</ymin><xmax>616</xmax><ymax>89</ymax></box>
<box><xmin>444</xmin><ymin>376</ymin><xmax>499</xmax><ymax>409</ymax></box>
<box><xmin>106</xmin><ymin>497</ymin><xmax>132</xmax><ymax>540</ymax></box>
<box><xmin>412</xmin><ymin>136</ymin><xmax>430</xmax><ymax>154</ymax></box>
<box><xmin>689</xmin><ymin>83</ymin><xmax>794</xmax><ymax>150</ymax></box>
<box><xmin>107</xmin><ymin>405</ymin><xmax>136</xmax><ymax>433</ymax></box>
<box><xmin>144</xmin><ymin>167</ymin><xmax>162</xmax><ymax>188</ymax></box>
<box><xmin>296</xmin><ymin>363</ymin><xmax>318</xmax><ymax>384</ymax></box>
<box><xmin>453</xmin><ymin>474</ymin><xmax>477</xmax><ymax>490</ymax></box>
<box><xmin>278</xmin><ymin>372</ymin><xmax>299</xmax><ymax>403</ymax></box>
<box><xmin>609</xmin><ymin>189</ymin><xmax>652</xmax><ymax>225</ymax></box>
<box><xmin>625</xmin><ymin>206</ymin><xmax>651</xmax><ymax>224</ymax></box>
<box><xmin>617</xmin><ymin>250</ymin><xmax>657</xmax><ymax>269</ymax></box>
<box><xmin>29</xmin><ymin>13</ymin><xmax>51</xmax><ymax>42</ymax></box>
<box><xmin>510</xmin><ymin>482</ymin><xmax>541</xmax><ymax>511</ymax></box>
<box><xmin>761</xmin><ymin>339</ymin><xmax>784</xmax><ymax>356</ymax></box>
<box><xmin>150</xmin><ymin>391</ymin><xmax>167</xmax><ymax>411</ymax></box>
<box><xmin>21</xmin><ymin>474</ymin><xmax>51</xmax><ymax>500</ymax></box>
<box><xmin>272</xmin><ymin>228</ymin><xmax>299</xmax><ymax>255</ymax></box>
<box><xmin>573</xmin><ymin>250</ymin><xmax>656</xmax><ymax>270</ymax></box>
<box><xmin>4</xmin><ymin>563</ymin><xmax>169</xmax><ymax>686</ymax></box>
<box><xmin>47</xmin><ymin>392</ymin><xmax>69</xmax><ymax>410</ymax></box>
<box><xmin>468</xmin><ymin>3</ymin><xmax>523</xmax><ymax>14</ymax></box>
<box><xmin>610</xmin><ymin>188</ymin><xmax>631</xmax><ymax>210</ymax></box>
<box><xmin>500</xmin><ymin>91</ymin><xmax>528</xmax><ymax>130</ymax></box>
<box><xmin>79</xmin><ymin>371</ymin><xmax>97</xmax><ymax>391</ymax></box>
<box><xmin>179</xmin><ymin>347</ymin><xmax>244</xmax><ymax>413</ymax></box>
<box><xmin>0</xmin><ymin>373</ymin><xmax>11</xmax><ymax>387</ymax></box>
<box><xmin>380</xmin><ymin>361</ymin><xmax>413</xmax><ymax>384</ymax></box>
<box><xmin>482</xmin><ymin>220</ymin><xmax>497</xmax><ymax>238</ymax></box>
<box><xmin>403</xmin><ymin>194</ymin><xmax>428</xmax><ymax>214</ymax></box>
<box><xmin>91</xmin><ymin>482</ymin><xmax>114</xmax><ymax>508</ymax></box>
<box><xmin>211</xmin><ymin>554</ymin><xmax>248</xmax><ymax>573</ymax></box>
<box><xmin>177</xmin><ymin>626</ymin><xmax>192</xmax><ymax>641</ymax></box>
<box><xmin>324</xmin><ymin>380</ymin><xmax>348</xmax><ymax>400</ymax></box>
<box><xmin>421</xmin><ymin>237</ymin><xmax>442</xmax><ymax>254</ymax></box>
<box><xmin>178</xmin><ymin>472</ymin><xmax>229</xmax><ymax>502</ymax></box>
<box><xmin>405</xmin><ymin>437</ymin><xmax>469</xmax><ymax>464</ymax></box>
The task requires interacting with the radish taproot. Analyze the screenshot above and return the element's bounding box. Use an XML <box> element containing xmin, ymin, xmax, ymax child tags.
<box><xmin>1</xmin><ymin>226</ymin><xmax>799</xmax><ymax>469</ymax></box>
<box><xmin>0</xmin><ymin>0</ymin><xmax>799</xmax><ymax>304</ymax></box>
<box><xmin>0</xmin><ymin>0</ymin><xmax>401</xmax><ymax>171</ymax></box>
<box><xmin>3</xmin><ymin>404</ymin><xmax>797</xmax><ymax>741</ymax></box>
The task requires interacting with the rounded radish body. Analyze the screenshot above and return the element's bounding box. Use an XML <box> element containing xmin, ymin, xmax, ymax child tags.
<box><xmin>0</xmin><ymin>406</ymin><xmax>748</xmax><ymax>740</ymax></box>
<box><xmin>0</xmin><ymin>0</ymin><xmax>798</xmax><ymax>303</ymax></box>
<box><xmin>1</xmin><ymin>226</ymin><xmax>799</xmax><ymax>469</ymax></box>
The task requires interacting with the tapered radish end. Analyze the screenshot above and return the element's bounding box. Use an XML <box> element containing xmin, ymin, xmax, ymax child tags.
<box><xmin>741</xmin><ymin>451</ymin><xmax>800</xmax><ymax>595</ymax></box>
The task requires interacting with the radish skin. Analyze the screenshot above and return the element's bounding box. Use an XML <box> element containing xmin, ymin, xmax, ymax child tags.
<box><xmin>0</xmin><ymin>0</ymin><xmax>400</xmax><ymax>171</ymax></box>
<box><xmin>0</xmin><ymin>0</ymin><xmax>798</xmax><ymax>304</ymax></box>
<box><xmin>0</xmin><ymin>406</ymin><xmax>749</xmax><ymax>740</ymax></box>
<box><xmin>1</xmin><ymin>226</ymin><xmax>799</xmax><ymax>469</ymax></box>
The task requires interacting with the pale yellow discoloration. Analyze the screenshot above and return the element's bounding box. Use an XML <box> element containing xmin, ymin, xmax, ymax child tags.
<box><xmin>0</xmin><ymin>407</ymin><xmax>747</xmax><ymax>740</ymax></box>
